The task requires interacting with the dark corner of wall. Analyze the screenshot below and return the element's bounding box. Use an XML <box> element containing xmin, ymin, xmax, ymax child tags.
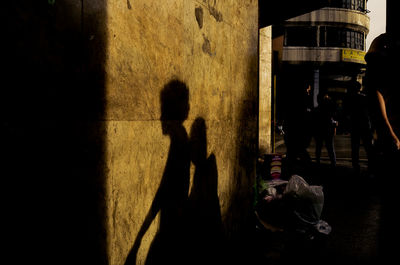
<box><xmin>3</xmin><ymin>1</ymin><xmax>108</xmax><ymax>264</ymax></box>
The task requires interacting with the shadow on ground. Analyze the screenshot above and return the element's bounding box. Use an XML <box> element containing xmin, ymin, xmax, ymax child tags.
<box><xmin>249</xmin><ymin>157</ymin><xmax>381</xmax><ymax>265</ymax></box>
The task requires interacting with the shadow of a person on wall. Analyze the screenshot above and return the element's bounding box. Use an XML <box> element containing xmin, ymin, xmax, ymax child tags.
<box><xmin>187</xmin><ymin>117</ymin><xmax>224</xmax><ymax>265</ymax></box>
<box><xmin>124</xmin><ymin>80</ymin><xmax>191</xmax><ymax>265</ymax></box>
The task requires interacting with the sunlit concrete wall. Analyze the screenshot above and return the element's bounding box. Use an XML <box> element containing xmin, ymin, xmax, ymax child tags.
<box><xmin>104</xmin><ymin>1</ymin><xmax>260</xmax><ymax>264</ymax></box>
<box><xmin>5</xmin><ymin>1</ymin><xmax>267</xmax><ymax>264</ymax></box>
<box><xmin>259</xmin><ymin>26</ymin><xmax>272</xmax><ymax>154</ymax></box>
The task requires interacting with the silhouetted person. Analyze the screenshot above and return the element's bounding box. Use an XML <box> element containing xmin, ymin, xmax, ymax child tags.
<box><xmin>187</xmin><ymin>117</ymin><xmax>223</xmax><ymax>265</ymax></box>
<box><xmin>365</xmin><ymin>34</ymin><xmax>400</xmax><ymax>154</ymax></box>
<box><xmin>345</xmin><ymin>78</ymin><xmax>374</xmax><ymax>174</ymax></box>
<box><xmin>283</xmin><ymin>80</ymin><xmax>312</xmax><ymax>173</ymax></box>
<box><xmin>314</xmin><ymin>92</ymin><xmax>338</xmax><ymax>168</ymax></box>
<box><xmin>365</xmin><ymin>33</ymin><xmax>400</xmax><ymax>263</ymax></box>
<box><xmin>303</xmin><ymin>84</ymin><xmax>316</xmax><ymax>150</ymax></box>
<box><xmin>124</xmin><ymin>80</ymin><xmax>191</xmax><ymax>265</ymax></box>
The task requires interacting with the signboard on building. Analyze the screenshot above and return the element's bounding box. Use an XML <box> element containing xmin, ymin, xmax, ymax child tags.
<box><xmin>342</xmin><ymin>49</ymin><xmax>366</xmax><ymax>64</ymax></box>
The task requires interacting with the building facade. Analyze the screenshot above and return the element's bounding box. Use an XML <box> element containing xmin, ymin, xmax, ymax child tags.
<box><xmin>275</xmin><ymin>0</ymin><xmax>370</xmax><ymax>132</ymax></box>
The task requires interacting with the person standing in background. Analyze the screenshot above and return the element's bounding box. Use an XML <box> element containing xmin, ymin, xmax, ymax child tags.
<box><xmin>282</xmin><ymin>80</ymin><xmax>312</xmax><ymax>173</ymax></box>
<box><xmin>345</xmin><ymin>77</ymin><xmax>375</xmax><ymax>175</ymax></box>
<box><xmin>314</xmin><ymin>92</ymin><xmax>338</xmax><ymax>168</ymax></box>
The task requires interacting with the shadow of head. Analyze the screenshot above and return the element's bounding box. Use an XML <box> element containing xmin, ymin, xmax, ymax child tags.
<box><xmin>190</xmin><ymin>117</ymin><xmax>207</xmax><ymax>165</ymax></box>
<box><xmin>160</xmin><ymin>80</ymin><xmax>189</xmax><ymax>135</ymax></box>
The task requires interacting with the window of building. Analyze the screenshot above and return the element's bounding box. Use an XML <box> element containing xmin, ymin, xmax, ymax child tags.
<box><xmin>320</xmin><ymin>27</ymin><xmax>364</xmax><ymax>50</ymax></box>
<box><xmin>328</xmin><ymin>0</ymin><xmax>366</xmax><ymax>12</ymax></box>
<box><xmin>285</xmin><ymin>27</ymin><xmax>317</xmax><ymax>47</ymax></box>
<box><xmin>346</xmin><ymin>31</ymin><xmax>351</xmax><ymax>48</ymax></box>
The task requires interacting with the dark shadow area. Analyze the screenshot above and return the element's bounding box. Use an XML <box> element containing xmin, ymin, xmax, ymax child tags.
<box><xmin>259</xmin><ymin>0</ymin><xmax>330</xmax><ymax>28</ymax></box>
<box><xmin>364</xmin><ymin>31</ymin><xmax>400</xmax><ymax>264</ymax></box>
<box><xmin>253</xmin><ymin>158</ymin><xmax>381</xmax><ymax>265</ymax></box>
<box><xmin>187</xmin><ymin>117</ymin><xmax>224</xmax><ymax>265</ymax></box>
<box><xmin>3</xmin><ymin>1</ymin><xmax>107</xmax><ymax>264</ymax></box>
<box><xmin>124</xmin><ymin>81</ymin><xmax>224</xmax><ymax>265</ymax></box>
<box><xmin>280</xmin><ymin>67</ymin><xmax>314</xmax><ymax>175</ymax></box>
<box><xmin>124</xmin><ymin>80</ymin><xmax>191</xmax><ymax>265</ymax></box>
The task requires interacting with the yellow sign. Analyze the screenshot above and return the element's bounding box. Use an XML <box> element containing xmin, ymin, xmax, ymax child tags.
<box><xmin>342</xmin><ymin>49</ymin><xmax>366</xmax><ymax>64</ymax></box>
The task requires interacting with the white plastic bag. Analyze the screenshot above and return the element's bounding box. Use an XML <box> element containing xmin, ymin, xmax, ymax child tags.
<box><xmin>284</xmin><ymin>175</ymin><xmax>324</xmax><ymax>224</ymax></box>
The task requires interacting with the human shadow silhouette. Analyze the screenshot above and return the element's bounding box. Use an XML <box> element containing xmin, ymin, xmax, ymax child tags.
<box><xmin>124</xmin><ymin>80</ymin><xmax>191</xmax><ymax>265</ymax></box>
<box><xmin>124</xmin><ymin>81</ymin><xmax>225</xmax><ymax>265</ymax></box>
<box><xmin>186</xmin><ymin>117</ymin><xmax>224</xmax><ymax>265</ymax></box>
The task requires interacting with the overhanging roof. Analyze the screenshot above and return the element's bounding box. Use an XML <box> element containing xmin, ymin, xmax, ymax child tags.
<box><xmin>259</xmin><ymin>0</ymin><xmax>330</xmax><ymax>28</ymax></box>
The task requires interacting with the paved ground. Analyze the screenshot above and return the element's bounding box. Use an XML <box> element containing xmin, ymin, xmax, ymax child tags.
<box><xmin>274</xmin><ymin>133</ymin><xmax>368</xmax><ymax>166</ymax></box>
<box><xmin>249</xmin><ymin>134</ymin><xmax>381</xmax><ymax>265</ymax></box>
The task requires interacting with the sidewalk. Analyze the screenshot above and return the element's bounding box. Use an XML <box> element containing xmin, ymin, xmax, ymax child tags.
<box><xmin>274</xmin><ymin>133</ymin><xmax>368</xmax><ymax>165</ymax></box>
<box><xmin>250</xmin><ymin>134</ymin><xmax>380</xmax><ymax>265</ymax></box>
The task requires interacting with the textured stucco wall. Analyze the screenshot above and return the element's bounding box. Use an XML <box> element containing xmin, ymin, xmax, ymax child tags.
<box><xmin>259</xmin><ymin>26</ymin><xmax>272</xmax><ymax>154</ymax></box>
<box><xmin>104</xmin><ymin>1</ymin><xmax>259</xmax><ymax>264</ymax></box>
<box><xmin>4</xmin><ymin>1</ymin><xmax>262</xmax><ymax>264</ymax></box>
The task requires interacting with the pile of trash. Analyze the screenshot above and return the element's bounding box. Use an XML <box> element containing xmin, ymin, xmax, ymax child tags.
<box><xmin>255</xmin><ymin>174</ymin><xmax>332</xmax><ymax>239</ymax></box>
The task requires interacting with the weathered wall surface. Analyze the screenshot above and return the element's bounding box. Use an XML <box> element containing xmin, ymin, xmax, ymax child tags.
<box><xmin>4</xmin><ymin>1</ymin><xmax>262</xmax><ymax>264</ymax></box>
<box><xmin>259</xmin><ymin>26</ymin><xmax>272</xmax><ymax>154</ymax></box>
<box><xmin>104</xmin><ymin>1</ymin><xmax>259</xmax><ymax>264</ymax></box>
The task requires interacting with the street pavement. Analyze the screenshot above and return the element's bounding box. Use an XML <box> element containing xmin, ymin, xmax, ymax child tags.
<box><xmin>250</xmin><ymin>134</ymin><xmax>381</xmax><ymax>265</ymax></box>
<box><xmin>274</xmin><ymin>133</ymin><xmax>369</xmax><ymax>168</ymax></box>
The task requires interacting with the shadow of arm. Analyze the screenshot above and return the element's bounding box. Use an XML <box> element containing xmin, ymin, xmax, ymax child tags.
<box><xmin>124</xmin><ymin>188</ymin><xmax>163</xmax><ymax>265</ymax></box>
